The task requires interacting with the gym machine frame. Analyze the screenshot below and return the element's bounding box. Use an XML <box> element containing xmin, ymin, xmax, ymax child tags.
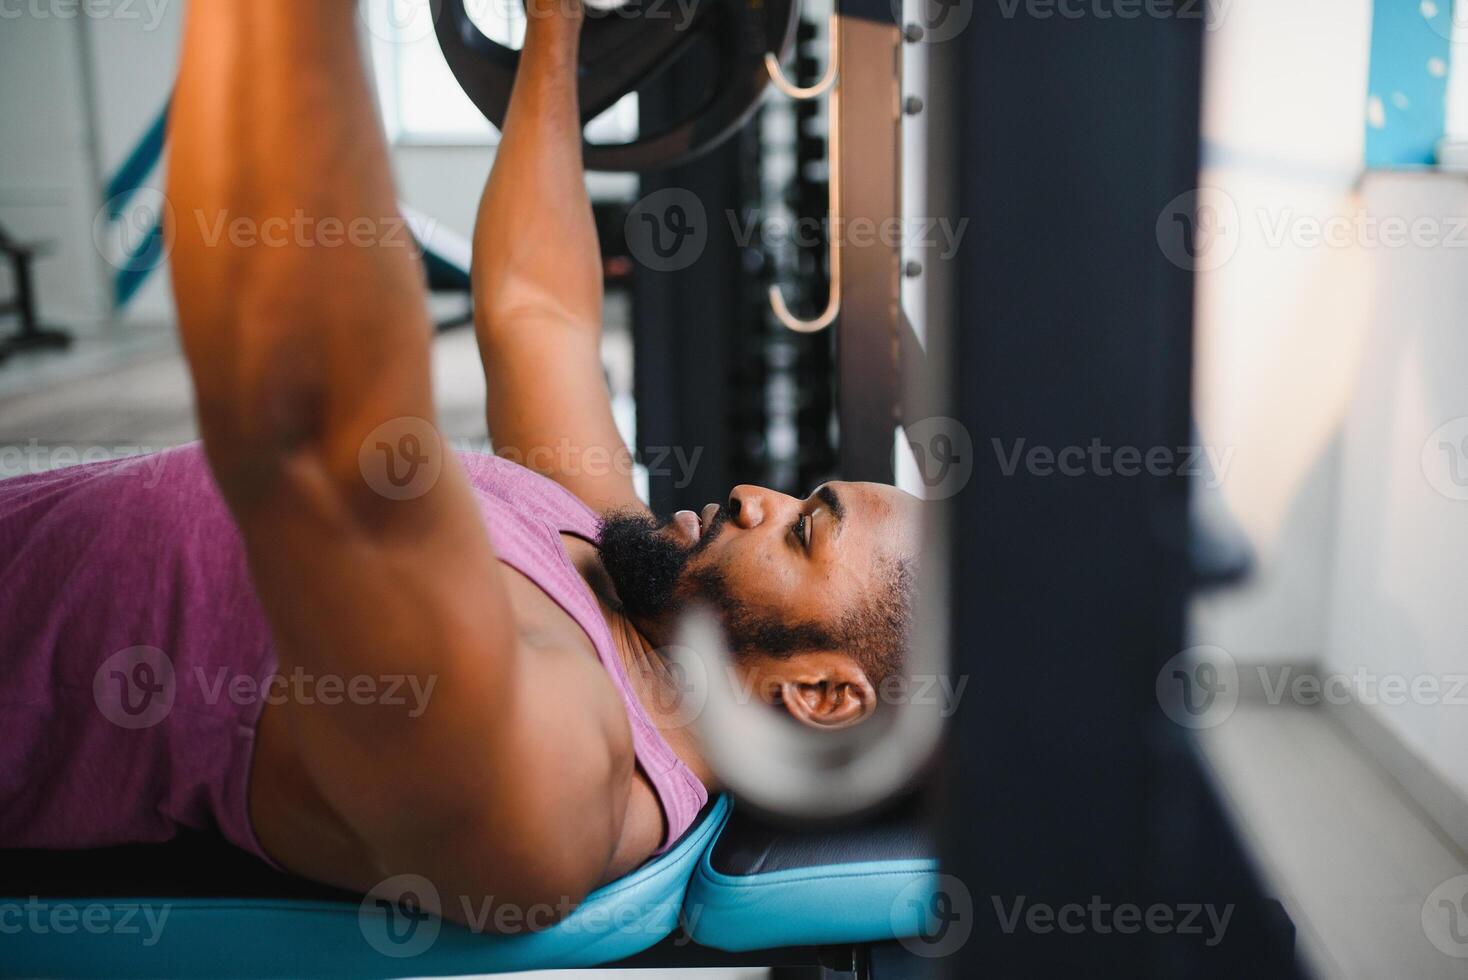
<box><xmin>680</xmin><ymin>1</ymin><xmax>1306</xmax><ymax>978</ymax></box>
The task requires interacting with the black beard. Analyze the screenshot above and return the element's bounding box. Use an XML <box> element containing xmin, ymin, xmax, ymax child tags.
<box><xmin>596</xmin><ymin>506</ymin><xmax>729</xmax><ymax>622</ymax></box>
<box><xmin>598</xmin><ymin>507</ymin><xmax>835</xmax><ymax>659</ymax></box>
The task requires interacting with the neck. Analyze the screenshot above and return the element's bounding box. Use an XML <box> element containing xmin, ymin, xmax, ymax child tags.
<box><xmin>563</xmin><ymin>532</ymin><xmax>718</xmax><ymax>790</ymax></box>
<box><xmin>602</xmin><ymin>605</ymin><xmax>719</xmax><ymax>791</ymax></box>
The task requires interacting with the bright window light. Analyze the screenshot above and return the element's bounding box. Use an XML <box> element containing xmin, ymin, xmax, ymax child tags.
<box><xmin>363</xmin><ymin>0</ymin><xmax>637</xmax><ymax>145</ymax></box>
<box><xmin>1445</xmin><ymin>0</ymin><xmax>1468</xmax><ymax>141</ymax></box>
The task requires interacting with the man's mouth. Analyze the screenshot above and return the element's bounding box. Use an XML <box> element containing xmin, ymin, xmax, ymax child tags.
<box><xmin>672</xmin><ymin>503</ymin><xmax>724</xmax><ymax>548</ymax></box>
<box><xmin>673</xmin><ymin>510</ymin><xmax>701</xmax><ymax>544</ymax></box>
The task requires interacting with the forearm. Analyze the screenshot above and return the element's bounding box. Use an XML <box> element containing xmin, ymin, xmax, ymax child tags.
<box><xmin>472</xmin><ymin>8</ymin><xmax>602</xmax><ymax>339</ymax></box>
<box><xmin>470</xmin><ymin>7</ymin><xmax>641</xmax><ymax>511</ymax></box>
<box><xmin>169</xmin><ymin>0</ymin><xmax>433</xmax><ymax>480</ymax></box>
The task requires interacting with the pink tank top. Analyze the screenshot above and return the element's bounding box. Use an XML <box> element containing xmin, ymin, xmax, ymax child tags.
<box><xmin>0</xmin><ymin>444</ymin><xmax>707</xmax><ymax>864</ymax></box>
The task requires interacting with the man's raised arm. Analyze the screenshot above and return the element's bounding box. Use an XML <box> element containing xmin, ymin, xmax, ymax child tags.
<box><xmin>472</xmin><ymin>3</ymin><xmax>644</xmax><ymax>514</ymax></box>
<box><xmin>168</xmin><ymin>0</ymin><xmax>621</xmax><ymax>916</ymax></box>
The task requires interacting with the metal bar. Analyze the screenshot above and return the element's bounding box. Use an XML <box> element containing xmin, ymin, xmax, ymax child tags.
<box><xmin>834</xmin><ymin>7</ymin><xmax>901</xmax><ymax>483</ymax></box>
<box><xmin>633</xmin><ymin>74</ymin><xmax>751</xmax><ymax>512</ymax></box>
<box><xmin>668</xmin><ymin>0</ymin><xmax>946</xmax><ymax>825</ymax></box>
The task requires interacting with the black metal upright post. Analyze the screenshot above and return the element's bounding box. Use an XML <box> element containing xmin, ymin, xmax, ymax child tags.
<box><xmin>937</xmin><ymin>3</ymin><xmax>1301</xmax><ymax>978</ymax></box>
<box><xmin>633</xmin><ymin>68</ymin><xmax>763</xmax><ymax>514</ymax></box>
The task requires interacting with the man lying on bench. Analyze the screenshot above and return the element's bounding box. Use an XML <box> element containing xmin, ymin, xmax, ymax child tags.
<box><xmin>0</xmin><ymin>0</ymin><xmax>919</xmax><ymax>928</ymax></box>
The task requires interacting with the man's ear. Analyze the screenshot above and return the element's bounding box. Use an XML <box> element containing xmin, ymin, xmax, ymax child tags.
<box><xmin>778</xmin><ymin>655</ymin><xmax>877</xmax><ymax>730</ymax></box>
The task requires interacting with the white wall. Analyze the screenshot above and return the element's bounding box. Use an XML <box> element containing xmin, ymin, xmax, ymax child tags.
<box><xmin>1188</xmin><ymin>0</ymin><xmax>1375</xmax><ymax>664</ymax></box>
<box><xmin>391</xmin><ymin>145</ymin><xmax>495</xmax><ymax>241</ymax></box>
<box><xmin>0</xmin><ymin>4</ymin><xmax>525</xmax><ymax>333</ymax></box>
<box><xmin>0</xmin><ymin>3</ymin><xmax>181</xmax><ymax>331</ymax></box>
<box><xmin>83</xmin><ymin>1</ymin><xmax>178</xmax><ymax>172</ymax></box>
<box><xmin>81</xmin><ymin>0</ymin><xmax>181</xmax><ymax>323</ymax></box>
<box><xmin>1192</xmin><ymin>0</ymin><xmax>1468</xmax><ymax>818</ymax></box>
<box><xmin>1326</xmin><ymin>172</ymin><xmax>1468</xmax><ymax>804</ymax></box>
<box><xmin>0</xmin><ymin>13</ymin><xmax>111</xmax><ymax>328</ymax></box>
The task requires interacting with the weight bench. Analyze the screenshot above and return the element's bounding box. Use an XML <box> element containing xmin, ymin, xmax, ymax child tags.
<box><xmin>0</xmin><ymin>795</ymin><xmax>941</xmax><ymax>978</ymax></box>
<box><xmin>0</xmin><ymin>222</ymin><xmax>72</xmax><ymax>362</ymax></box>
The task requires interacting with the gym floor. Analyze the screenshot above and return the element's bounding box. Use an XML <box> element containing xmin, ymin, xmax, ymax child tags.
<box><xmin>2</xmin><ymin>326</ymin><xmax>1463</xmax><ymax>980</ymax></box>
<box><xmin>1200</xmin><ymin>699</ymin><xmax>1468</xmax><ymax>980</ymax></box>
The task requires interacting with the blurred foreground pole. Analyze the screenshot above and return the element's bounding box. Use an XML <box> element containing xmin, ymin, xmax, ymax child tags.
<box><xmin>935</xmin><ymin>1</ymin><xmax>1303</xmax><ymax>976</ymax></box>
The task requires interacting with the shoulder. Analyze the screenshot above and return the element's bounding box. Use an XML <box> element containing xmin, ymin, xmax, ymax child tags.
<box><xmin>457</xmin><ymin>450</ymin><xmax>608</xmax><ymax>535</ymax></box>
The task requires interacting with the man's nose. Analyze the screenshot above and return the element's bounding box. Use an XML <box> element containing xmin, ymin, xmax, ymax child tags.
<box><xmin>727</xmin><ymin>485</ymin><xmax>795</xmax><ymax>529</ymax></box>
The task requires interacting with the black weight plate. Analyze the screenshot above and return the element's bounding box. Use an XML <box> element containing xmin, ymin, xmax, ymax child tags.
<box><xmin>433</xmin><ymin>0</ymin><xmax>799</xmax><ymax>172</ymax></box>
